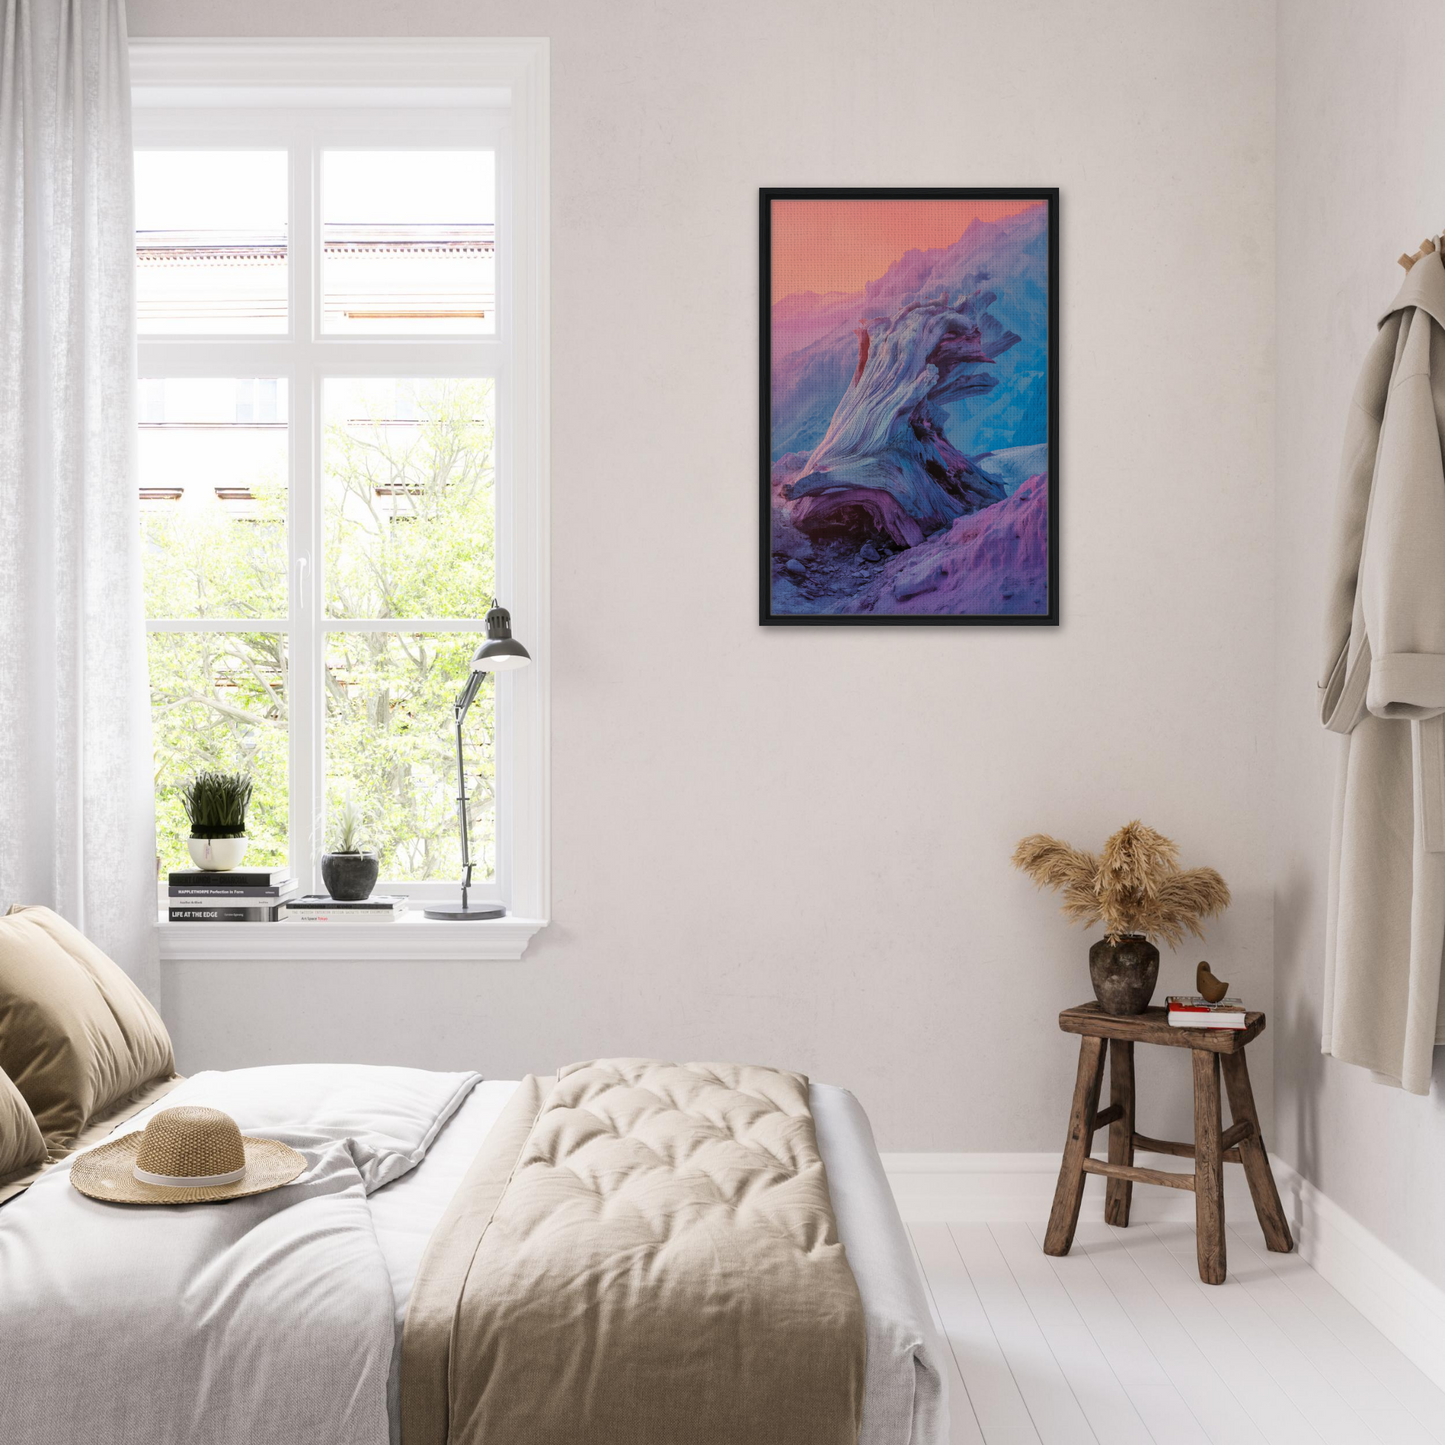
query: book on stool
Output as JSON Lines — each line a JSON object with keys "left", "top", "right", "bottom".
{"left": 1166, "top": 994, "right": 1246, "bottom": 1029}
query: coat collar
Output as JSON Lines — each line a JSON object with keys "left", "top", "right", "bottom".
{"left": 1382, "top": 247, "right": 1445, "bottom": 332}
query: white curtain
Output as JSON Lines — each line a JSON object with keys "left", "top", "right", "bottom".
{"left": 0, "top": 0, "right": 156, "bottom": 994}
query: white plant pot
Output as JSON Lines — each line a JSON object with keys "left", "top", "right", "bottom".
{"left": 187, "top": 836, "right": 249, "bottom": 871}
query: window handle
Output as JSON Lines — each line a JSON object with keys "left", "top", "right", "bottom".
{"left": 297, "top": 554, "right": 309, "bottom": 613}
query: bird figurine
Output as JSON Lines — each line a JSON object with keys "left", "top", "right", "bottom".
{"left": 1196, "top": 961, "right": 1229, "bottom": 1003}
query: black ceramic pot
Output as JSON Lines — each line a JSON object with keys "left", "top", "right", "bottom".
{"left": 1088, "top": 935, "right": 1160, "bottom": 1015}
{"left": 320, "top": 851, "right": 379, "bottom": 902}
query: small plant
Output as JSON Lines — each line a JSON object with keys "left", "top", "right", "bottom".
{"left": 1012, "top": 819, "right": 1230, "bottom": 947}
{"left": 320, "top": 795, "right": 380, "bottom": 901}
{"left": 182, "top": 771, "right": 253, "bottom": 839}
{"left": 328, "top": 796, "right": 371, "bottom": 856}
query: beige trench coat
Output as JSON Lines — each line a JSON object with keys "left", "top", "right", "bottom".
{"left": 1321, "top": 251, "right": 1445, "bottom": 1093}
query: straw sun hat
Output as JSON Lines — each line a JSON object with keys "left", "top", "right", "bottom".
{"left": 70, "top": 1105, "right": 306, "bottom": 1205}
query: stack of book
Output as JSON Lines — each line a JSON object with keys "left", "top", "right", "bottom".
{"left": 167, "top": 867, "right": 296, "bottom": 922}
{"left": 284, "top": 894, "right": 409, "bottom": 924}
{"left": 1166, "top": 994, "right": 1248, "bottom": 1029}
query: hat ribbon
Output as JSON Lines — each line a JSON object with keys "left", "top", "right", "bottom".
{"left": 133, "top": 1163, "right": 247, "bottom": 1188}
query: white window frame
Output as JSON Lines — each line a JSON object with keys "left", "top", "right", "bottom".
{"left": 133, "top": 40, "right": 550, "bottom": 961}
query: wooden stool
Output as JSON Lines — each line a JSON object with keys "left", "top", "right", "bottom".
{"left": 1043, "top": 1002, "right": 1292, "bottom": 1284}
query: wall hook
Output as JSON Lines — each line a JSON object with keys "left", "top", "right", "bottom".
{"left": 1398, "top": 235, "right": 1440, "bottom": 272}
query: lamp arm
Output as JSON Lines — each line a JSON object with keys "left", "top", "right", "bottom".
{"left": 455, "top": 667, "right": 485, "bottom": 718}
{"left": 452, "top": 668, "right": 489, "bottom": 911}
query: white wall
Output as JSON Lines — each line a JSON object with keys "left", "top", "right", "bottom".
{"left": 1275, "top": 0, "right": 1445, "bottom": 1293}
{"left": 133, "top": 0, "right": 1277, "bottom": 1152}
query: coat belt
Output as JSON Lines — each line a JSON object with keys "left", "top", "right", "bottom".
{"left": 1322, "top": 639, "right": 1445, "bottom": 853}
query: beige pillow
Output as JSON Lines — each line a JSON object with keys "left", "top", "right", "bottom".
{"left": 0, "top": 1064, "right": 46, "bottom": 1183}
{"left": 0, "top": 906, "right": 174, "bottom": 1146}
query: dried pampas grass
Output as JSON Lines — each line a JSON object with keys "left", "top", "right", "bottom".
{"left": 1011, "top": 820, "right": 1230, "bottom": 946}
{"left": 1011, "top": 835, "right": 1102, "bottom": 926}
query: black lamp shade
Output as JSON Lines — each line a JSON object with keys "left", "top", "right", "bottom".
{"left": 471, "top": 602, "right": 532, "bottom": 673}
{"left": 472, "top": 639, "right": 530, "bottom": 671}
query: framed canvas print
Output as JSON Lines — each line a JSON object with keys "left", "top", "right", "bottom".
{"left": 760, "top": 188, "right": 1058, "bottom": 625}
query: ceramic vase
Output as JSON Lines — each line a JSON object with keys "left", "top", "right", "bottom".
{"left": 1088, "top": 934, "right": 1160, "bottom": 1015}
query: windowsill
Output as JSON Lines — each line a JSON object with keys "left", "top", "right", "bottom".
{"left": 156, "top": 911, "right": 546, "bottom": 961}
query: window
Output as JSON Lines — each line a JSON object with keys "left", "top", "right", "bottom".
{"left": 132, "top": 41, "right": 550, "bottom": 956}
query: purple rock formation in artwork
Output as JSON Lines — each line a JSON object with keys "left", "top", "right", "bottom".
{"left": 783, "top": 290, "right": 1021, "bottom": 547}
{"left": 843, "top": 473, "right": 1049, "bottom": 616}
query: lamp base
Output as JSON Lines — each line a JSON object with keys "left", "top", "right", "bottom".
{"left": 423, "top": 902, "right": 507, "bottom": 921}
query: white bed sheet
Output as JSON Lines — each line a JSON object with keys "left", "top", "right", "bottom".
{"left": 1, "top": 1064, "right": 481, "bottom": 1445}
{"left": 367, "top": 1079, "right": 947, "bottom": 1445}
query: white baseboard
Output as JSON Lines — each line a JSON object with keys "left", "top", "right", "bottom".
{"left": 882, "top": 1150, "right": 1445, "bottom": 1397}
{"left": 1271, "top": 1157, "right": 1445, "bottom": 1394}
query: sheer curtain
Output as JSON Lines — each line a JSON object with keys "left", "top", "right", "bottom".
{"left": 0, "top": 0, "right": 156, "bottom": 995}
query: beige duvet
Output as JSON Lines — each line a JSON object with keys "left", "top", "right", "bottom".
{"left": 401, "top": 1059, "right": 868, "bottom": 1445}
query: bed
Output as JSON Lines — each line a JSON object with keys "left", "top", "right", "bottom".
{"left": 0, "top": 1062, "right": 947, "bottom": 1445}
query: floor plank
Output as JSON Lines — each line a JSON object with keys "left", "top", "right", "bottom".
{"left": 909, "top": 1227, "right": 988, "bottom": 1445}
{"left": 1360, "top": 1409, "right": 1439, "bottom": 1445}
{"left": 905, "top": 1214, "right": 1445, "bottom": 1445}
{"left": 1218, "top": 1225, "right": 1445, "bottom": 1442}
{"left": 1222, "top": 1224, "right": 1398, "bottom": 1411}
{"left": 912, "top": 1223, "right": 1040, "bottom": 1444}
{"left": 987, "top": 1222, "right": 1156, "bottom": 1445}
{"left": 1070, "top": 1222, "right": 1273, "bottom": 1445}
{"left": 1021, "top": 1219, "right": 1213, "bottom": 1444}
{"left": 1114, "top": 1224, "right": 1324, "bottom": 1444}
{"left": 949, "top": 1223, "right": 1099, "bottom": 1443}
{"left": 1147, "top": 1222, "right": 1373, "bottom": 1444}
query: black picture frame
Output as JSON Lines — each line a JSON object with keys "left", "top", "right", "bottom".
{"left": 759, "top": 187, "right": 1059, "bottom": 626}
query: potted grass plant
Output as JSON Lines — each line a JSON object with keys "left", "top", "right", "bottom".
{"left": 320, "top": 797, "right": 380, "bottom": 902}
{"left": 182, "top": 771, "right": 254, "bottom": 872}
{"left": 1012, "top": 820, "right": 1231, "bottom": 1015}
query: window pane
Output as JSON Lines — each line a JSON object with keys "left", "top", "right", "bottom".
{"left": 149, "top": 632, "right": 289, "bottom": 874}
{"left": 323, "top": 379, "right": 494, "bottom": 619}
{"left": 140, "top": 379, "right": 288, "bottom": 620}
{"left": 325, "top": 632, "right": 493, "bottom": 883}
{"left": 322, "top": 151, "right": 495, "bottom": 334}
{"left": 135, "top": 151, "right": 287, "bottom": 334}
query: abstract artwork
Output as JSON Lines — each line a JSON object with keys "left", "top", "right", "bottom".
{"left": 760, "top": 188, "right": 1058, "bottom": 624}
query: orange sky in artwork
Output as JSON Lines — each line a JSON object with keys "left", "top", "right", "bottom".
{"left": 770, "top": 199, "right": 1043, "bottom": 304}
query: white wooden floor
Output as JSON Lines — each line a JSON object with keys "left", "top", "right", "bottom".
{"left": 908, "top": 1218, "right": 1445, "bottom": 1445}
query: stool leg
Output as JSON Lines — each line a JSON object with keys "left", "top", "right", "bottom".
{"left": 1045, "top": 1035, "right": 1106, "bottom": 1256}
{"left": 1192, "top": 1048, "right": 1227, "bottom": 1284}
{"left": 1221, "top": 1050, "right": 1293, "bottom": 1253}
{"left": 1104, "top": 1039, "right": 1135, "bottom": 1227}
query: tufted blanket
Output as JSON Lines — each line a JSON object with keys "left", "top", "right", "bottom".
{"left": 400, "top": 1059, "right": 868, "bottom": 1445}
